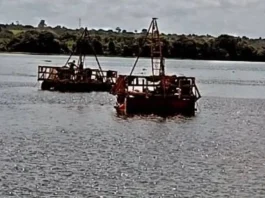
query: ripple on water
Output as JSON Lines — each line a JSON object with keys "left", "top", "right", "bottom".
{"left": 1, "top": 55, "right": 265, "bottom": 197}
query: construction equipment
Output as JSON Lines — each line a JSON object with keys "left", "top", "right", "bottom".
{"left": 110, "top": 18, "right": 201, "bottom": 116}
{"left": 37, "top": 28, "right": 117, "bottom": 92}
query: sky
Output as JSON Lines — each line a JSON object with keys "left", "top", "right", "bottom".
{"left": 0, "top": 0, "right": 264, "bottom": 38}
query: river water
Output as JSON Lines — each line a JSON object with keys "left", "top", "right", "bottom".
{"left": 0, "top": 53, "right": 265, "bottom": 197}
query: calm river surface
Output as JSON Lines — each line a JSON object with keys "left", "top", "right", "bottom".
{"left": 0, "top": 53, "right": 265, "bottom": 197}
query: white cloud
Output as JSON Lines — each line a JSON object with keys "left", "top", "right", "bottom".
{"left": 0, "top": 0, "right": 264, "bottom": 37}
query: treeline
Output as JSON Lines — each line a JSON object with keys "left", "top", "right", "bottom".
{"left": 1, "top": 23, "right": 265, "bottom": 61}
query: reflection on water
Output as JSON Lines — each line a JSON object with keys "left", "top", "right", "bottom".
{"left": 0, "top": 53, "right": 265, "bottom": 197}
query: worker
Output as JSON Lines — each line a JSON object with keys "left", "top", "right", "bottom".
{"left": 67, "top": 60, "right": 76, "bottom": 79}
{"left": 68, "top": 60, "right": 76, "bottom": 70}
{"left": 96, "top": 72, "right": 103, "bottom": 82}
{"left": 76, "top": 61, "right": 84, "bottom": 81}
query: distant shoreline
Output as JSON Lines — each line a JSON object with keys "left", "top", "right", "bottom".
{"left": 1, "top": 51, "right": 265, "bottom": 64}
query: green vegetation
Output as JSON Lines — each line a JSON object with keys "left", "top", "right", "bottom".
{"left": 1, "top": 22, "right": 265, "bottom": 61}
{"left": 10, "top": 29, "right": 25, "bottom": 35}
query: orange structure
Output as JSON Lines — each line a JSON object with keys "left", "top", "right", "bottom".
{"left": 110, "top": 18, "right": 201, "bottom": 116}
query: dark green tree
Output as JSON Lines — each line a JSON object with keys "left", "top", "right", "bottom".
{"left": 108, "top": 40, "right": 116, "bottom": 55}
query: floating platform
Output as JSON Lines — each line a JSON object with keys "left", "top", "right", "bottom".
{"left": 37, "top": 27, "right": 118, "bottom": 93}
{"left": 38, "top": 66, "right": 117, "bottom": 92}
{"left": 110, "top": 18, "right": 201, "bottom": 116}
{"left": 112, "top": 75, "right": 201, "bottom": 116}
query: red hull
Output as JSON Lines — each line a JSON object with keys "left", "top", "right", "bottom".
{"left": 116, "top": 95, "right": 196, "bottom": 116}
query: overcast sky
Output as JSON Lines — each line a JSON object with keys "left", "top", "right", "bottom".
{"left": 0, "top": 0, "right": 264, "bottom": 38}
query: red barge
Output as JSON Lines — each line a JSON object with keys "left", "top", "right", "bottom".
{"left": 110, "top": 18, "right": 201, "bottom": 116}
